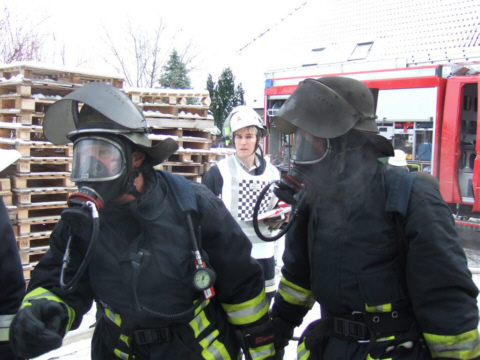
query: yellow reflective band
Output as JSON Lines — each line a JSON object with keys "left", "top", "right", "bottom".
{"left": 221, "top": 290, "right": 269, "bottom": 326}
{"left": 377, "top": 335, "right": 395, "bottom": 342}
{"left": 199, "top": 329, "right": 231, "bottom": 360}
{"left": 424, "top": 329, "right": 480, "bottom": 359}
{"left": 194, "top": 299, "right": 209, "bottom": 317}
{"left": 278, "top": 277, "right": 315, "bottom": 308}
{"left": 190, "top": 310, "right": 211, "bottom": 338}
{"left": 365, "top": 303, "right": 392, "bottom": 313}
{"left": 119, "top": 334, "right": 131, "bottom": 348}
{"left": 105, "top": 308, "right": 122, "bottom": 326}
{"left": 23, "top": 287, "right": 75, "bottom": 332}
{"left": 114, "top": 348, "right": 130, "bottom": 360}
{"left": 248, "top": 343, "right": 275, "bottom": 360}
{"left": 297, "top": 339, "right": 311, "bottom": 360}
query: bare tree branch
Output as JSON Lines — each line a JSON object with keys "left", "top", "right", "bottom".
{"left": 101, "top": 16, "right": 197, "bottom": 88}
{"left": 0, "top": 5, "right": 50, "bottom": 63}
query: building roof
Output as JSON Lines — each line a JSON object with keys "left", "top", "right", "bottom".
{"left": 233, "top": 0, "right": 480, "bottom": 106}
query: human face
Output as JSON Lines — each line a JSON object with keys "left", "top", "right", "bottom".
{"left": 234, "top": 127, "right": 258, "bottom": 162}
{"left": 71, "top": 137, "right": 125, "bottom": 182}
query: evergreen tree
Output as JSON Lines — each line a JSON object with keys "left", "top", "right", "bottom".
{"left": 159, "top": 49, "right": 191, "bottom": 89}
{"left": 207, "top": 68, "right": 245, "bottom": 136}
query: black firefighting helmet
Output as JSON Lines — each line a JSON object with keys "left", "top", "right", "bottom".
{"left": 43, "top": 82, "right": 178, "bottom": 166}
{"left": 273, "top": 77, "right": 394, "bottom": 156}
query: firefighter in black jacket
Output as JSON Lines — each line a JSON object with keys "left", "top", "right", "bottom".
{"left": 9, "top": 83, "right": 276, "bottom": 360}
{"left": 269, "top": 77, "right": 480, "bottom": 359}
{"left": 0, "top": 150, "right": 25, "bottom": 360}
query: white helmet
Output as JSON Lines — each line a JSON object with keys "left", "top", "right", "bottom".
{"left": 224, "top": 106, "right": 267, "bottom": 139}
{"left": 388, "top": 149, "right": 408, "bottom": 167}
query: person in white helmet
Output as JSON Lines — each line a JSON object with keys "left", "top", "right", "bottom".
{"left": 203, "top": 106, "right": 281, "bottom": 303}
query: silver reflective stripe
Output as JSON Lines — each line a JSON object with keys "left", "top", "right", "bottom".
{"left": 226, "top": 295, "right": 268, "bottom": 322}
{"left": 0, "top": 314, "right": 15, "bottom": 341}
{"left": 432, "top": 339, "right": 480, "bottom": 352}
{"left": 202, "top": 332, "right": 224, "bottom": 360}
{"left": 191, "top": 312, "right": 208, "bottom": 337}
{"left": 279, "top": 281, "right": 314, "bottom": 305}
{"left": 265, "top": 278, "right": 277, "bottom": 294}
{"left": 250, "top": 343, "right": 275, "bottom": 359}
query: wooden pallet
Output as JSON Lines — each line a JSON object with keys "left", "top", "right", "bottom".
{"left": 17, "top": 231, "right": 51, "bottom": 250}
{"left": 19, "top": 246, "right": 49, "bottom": 265}
{"left": 0, "top": 112, "right": 42, "bottom": 125}
{"left": 149, "top": 134, "right": 210, "bottom": 151}
{"left": 161, "top": 162, "right": 204, "bottom": 174}
{"left": 6, "top": 205, "right": 17, "bottom": 221}
{"left": 0, "top": 190, "right": 12, "bottom": 205}
{"left": 128, "top": 88, "right": 210, "bottom": 107}
{"left": 15, "top": 201, "right": 67, "bottom": 220}
{"left": 15, "top": 158, "right": 72, "bottom": 174}
{"left": 0, "top": 95, "right": 35, "bottom": 112}
{"left": 0, "top": 63, "right": 124, "bottom": 88}
{"left": 0, "top": 82, "right": 33, "bottom": 96}
{"left": 15, "top": 216, "right": 59, "bottom": 235}
{"left": 0, "top": 138, "right": 73, "bottom": 157}
{"left": 146, "top": 117, "right": 214, "bottom": 130}
{"left": 0, "top": 178, "right": 10, "bottom": 190}
{"left": 11, "top": 173, "right": 73, "bottom": 189}
{"left": 0, "top": 122, "right": 43, "bottom": 141}
{"left": 12, "top": 186, "right": 75, "bottom": 204}
{"left": 169, "top": 151, "right": 218, "bottom": 164}
{"left": 23, "top": 264, "right": 33, "bottom": 281}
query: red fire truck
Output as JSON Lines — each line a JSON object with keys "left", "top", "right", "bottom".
{"left": 264, "top": 65, "right": 480, "bottom": 237}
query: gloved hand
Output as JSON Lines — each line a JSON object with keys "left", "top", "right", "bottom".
{"left": 271, "top": 316, "right": 296, "bottom": 359}
{"left": 9, "top": 298, "right": 69, "bottom": 359}
{"left": 236, "top": 321, "right": 276, "bottom": 360}
{"left": 264, "top": 216, "right": 286, "bottom": 232}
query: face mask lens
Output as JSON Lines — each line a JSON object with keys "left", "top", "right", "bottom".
{"left": 292, "top": 128, "right": 330, "bottom": 164}
{"left": 71, "top": 138, "right": 125, "bottom": 182}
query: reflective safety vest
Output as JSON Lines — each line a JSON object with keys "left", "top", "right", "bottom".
{"left": 216, "top": 156, "right": 280, "bottom": 259}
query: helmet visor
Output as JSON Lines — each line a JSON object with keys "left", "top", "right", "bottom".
{"left": 71, "top": 137, "right": 126, "bottom": 182}
{"left": 292, "top": 128, "right": 330, "bottom": 164}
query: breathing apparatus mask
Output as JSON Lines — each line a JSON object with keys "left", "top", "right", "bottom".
{"left": 42, "top": 82, "right": 178, "bottom": 290}
{"left": 253, "top": 76, "right": 394, "bottom": 242}
{"left": 62, "top": 135, "right": 135, "bottom": 230}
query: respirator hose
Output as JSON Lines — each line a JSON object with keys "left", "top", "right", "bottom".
{"left": 252, "top": 181, "right": 306, "bottom": 242}
{"left": 60, "top": 201, "right": 100, "bottom": 291}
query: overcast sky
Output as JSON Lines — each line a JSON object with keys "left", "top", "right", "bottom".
{"left": 2, "top": 0, "right": 306, "bottom": 89}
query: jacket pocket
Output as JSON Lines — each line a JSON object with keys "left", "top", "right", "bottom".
{"left": 357, "top": 269, "right": 406, "bottom": 308}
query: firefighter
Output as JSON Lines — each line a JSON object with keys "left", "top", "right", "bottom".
{"left": 202, "top": 106, "right": 281, "bottom": 303}
{"left": 0, "top": 150, "right": 24, "bottom": 360}
{"left": 9, "top": 83, "right": 276, "bottom": 360}
{"left": 269, "top": 77, "right": 480, "bottom": 359}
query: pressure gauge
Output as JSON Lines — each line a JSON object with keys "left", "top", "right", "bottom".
{"left": 193, "top": 267, "right": 216, "bottom": 291}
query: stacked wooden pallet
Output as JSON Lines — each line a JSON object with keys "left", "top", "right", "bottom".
{"left": 0, "top": 62, "right": 124, "bottom": 282}
{"left": 126, "top": 88, "right": 233, "bottom": 182}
